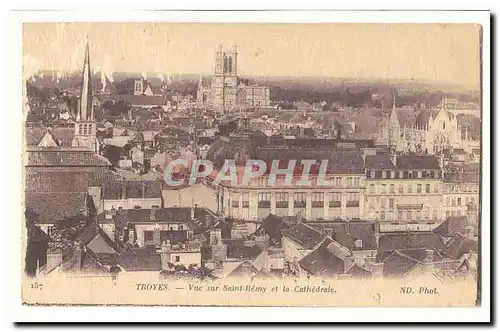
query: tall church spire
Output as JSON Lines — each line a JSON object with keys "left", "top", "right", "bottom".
{"left": 78, "top": 37, "right": 93, "bottom": 121}
{"left": 72, "top": 37, "right": 98, "bottom": 153}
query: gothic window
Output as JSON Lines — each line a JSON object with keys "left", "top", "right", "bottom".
{"left": 442, "top": 122, "right": 446, "bottom": 130}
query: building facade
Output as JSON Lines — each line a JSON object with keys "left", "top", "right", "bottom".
{"left": 197, "top": 45, "right": 270, "bottom": 112}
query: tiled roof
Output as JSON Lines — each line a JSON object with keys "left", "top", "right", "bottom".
{"left": 346, "top": 264, "right": 372, "bottom": 278}
{"left": 26, "top": 148, "right": 111, "bottom": 167}
{"left": 281, "top": 223, "right": 325, "bottom": 250}
{"left": 365, "top": 154, "right": 395, "bottom": 169}
{"left": 25, "top": 126, "right": 75, "bottom": 147}
{"left": 378, "top": 232, "right": 445, "bottom": 252}
{"left": 415, "top": 109, "right": 439, "bottom": 128}
{"left": 224, "top": 239, "right": 263, "bottom": 260}
{"left": 395, "top": 108, "right": 418, "bottom": 129}
{"left": 433, "top": 216, "right": 469, "bottom": 237}
{"left": 256, "top": 148, "right": 366, "bottom": 174}
{"left": 298, "top": 238, "right": 352, "bottom": 276}
{"left": 443, "top": 233, "right": 478, "bottom": 260}
{"left": 307, "top": 221, "right": 378, "bottom": 251}
{"left": 117, "top": 246, "right": 162, "bottom": 271}
{"left": 444, "top": 171, "right": 480, "bottom": 184}
{"left": 116, "top": 94, "right": 167, "bottom": 106}
{"left": 378, "top": 250, "right": 421, "bottom": 277}
{"left": 25, "top": 192, "right": 88, "bottom": 224}
{"left": 396, "top": 155, "right": 440, "bottom": 170}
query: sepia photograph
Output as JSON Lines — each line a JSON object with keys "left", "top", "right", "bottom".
{"left": 14, "top": 10, "right": 490, "bottom": 318}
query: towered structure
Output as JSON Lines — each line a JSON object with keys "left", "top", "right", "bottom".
{"left": 197, "top": 45, "right": 270, "bottom": 113}
{"left": 72, "top": 40, "right": 99, "bottom": 153}
{"left": 379, "top": 97, "right": 479, "bottom": 155}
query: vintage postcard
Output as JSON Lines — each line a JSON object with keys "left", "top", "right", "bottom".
{"left": 17, "top": 11, "right": 489, "bottom": 317}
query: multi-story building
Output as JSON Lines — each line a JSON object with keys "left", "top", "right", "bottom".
{"left": 442, "top": 163, "right": 480, "bottom": 218}
{"left": 197, "top": 45, "right": 270, "bottom": 112}
{"left": 205, "top": 136, "right": 368, "bottom": 221}
{"left": 365, "top": 153, "right": 444, "bottom": 232}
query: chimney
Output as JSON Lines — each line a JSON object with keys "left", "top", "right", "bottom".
{"left": 423, "top": 249, "right": 434, "bottom": 273}
{"left": 73, "top": 241, "right": 83, "bottom": 271}
{"left": 324, "top": 228, "right": 333, "bottom": 238}
{"left": 128, "top": 228, "right": 135, "bottom": 244}
{"left": 191, "top": 206, "right": 195, "bottom": 220}
{"left": 150, "top": 206, "right": 158, "bottom": 221}
{"left": 370, "top": 262, "right": 384, "bottom": 279}
{"left": 160, "top": 240, "right": 172, "bottom": 271}
{"left": 46, "top": 249, "right": 63, "bottom": 273}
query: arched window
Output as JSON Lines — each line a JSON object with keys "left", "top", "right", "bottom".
{"left": 442, "top": 122, "right": 445, "bottom": 130}
{"left": 228, "top": 56, "right": 233, "bottom": 74}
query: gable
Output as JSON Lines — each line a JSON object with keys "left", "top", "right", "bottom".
{"left": 37, "top": 131, "right": 61, "bottom": 147}
{"left": 87, "top": 233, "right": 116, "bottom": 254}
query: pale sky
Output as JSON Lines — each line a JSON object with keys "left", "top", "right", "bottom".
{"left": 23, "top": 23, "right": 481, "bottom": 88}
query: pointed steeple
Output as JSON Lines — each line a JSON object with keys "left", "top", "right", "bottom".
{"left": 78, "top": 37, "right": 93, "bottom": 121}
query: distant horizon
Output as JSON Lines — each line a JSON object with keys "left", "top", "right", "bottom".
{"left": 28, "top": 70, "right": 480, "bottom": 93}
{"left": 24, "top": 23, "right": 480, "bottom": 91}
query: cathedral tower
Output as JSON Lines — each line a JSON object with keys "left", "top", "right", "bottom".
{"left": 72, "top": 39, "right": 98, "bottom": 153}
{"left": 212, "top": 45, "right": 238, "bottom": 112}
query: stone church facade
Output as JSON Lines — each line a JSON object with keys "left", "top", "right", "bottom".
{"left": 197, "top": 45, "right": 270, "bottom": 113}
{"left": 379, "top": 98, "right": 477, "bottom": 155}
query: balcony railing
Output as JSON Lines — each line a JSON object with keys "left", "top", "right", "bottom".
{"left": 275, "top": 202, "right": 289, "bottom": 208}
{"left": 294, "top": 201, "right": 307, "bottom": 208}
{"left": 397, "top": 204, "right": 424, "bottom": 210}
{"left": 311, "top": 201, "right": 324, "bottom": 208}
{"left": 242, "top": 201, "right": 249, "bottom": 208}
{"left": 329, "top": 201, "right": 341, "bottom": 208}
{"left": 258, "top": 201, "right": 271, "bottom": 208}
{"left": 346, "top": 201, "right": 360, "bottom": 208}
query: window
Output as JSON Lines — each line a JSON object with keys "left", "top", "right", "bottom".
{"left": 452, "top": 198, "right": 456, "bottom": 207}
{"left": 276, "top": 193, "right": 289, "bottom": 208}
{"left": 471, "top": 197, "right": 476, "bottom": 205}
{"left": 398, "top": 185, "right": 403, "bottom": 194}
{"left": 381, "top": 184, "right": 387, "bottom": 194}
{"left": 369, "top": 184, "right": 375, "bottom": 194}
{"left": 433, "top": 210, "right": 438, "bottom": 220}
{"left": 407, "top": 211, "right": 413, "bottom": 220}
{"left": 425, "top": 184, "right": 431, "bottom": 193}
{"left": 434, "top": 185, "right": 438, "bottom": 193}
{"left": 335, "top": 177, "right": 341, "bottom": 186}
{"left": 457, "top": 197, "right": 462, "bottom": 206}
{"left": 329, "top": 192, "right": 342, "bottom": 207}
{"left": 390, "top": 184, "right": 395, "bottom": 193}
{"left": 380, "top": 211, "right": 386, "bottom": 220}
{"left": 417, "top": 184, "right": 422, "bottom": 193}
{"left": 416, "top": 211, "right": 421, "bottom": 220}
{"left": 346, "top": 192, "right": 360, "bottom": 207}
{"left": 446, "top": 211, "right": 450, "bottom": 218}
{"left": 380, "top": 198, "right": 386, "bottom": 208}
{"left": 47, "top": 226, "right": 55, "bottom": 237}
{"left": 408, "top": 185, "right": 413, "bottom": 194}
{"left": 354, "top": 177, "right": 360, "bottom": 187}
{"left": 389, "top": 198, "right": 394, "bottom": 208}
{"left": 424, "top": 209, "right": 429, "bottom": 219}
{"left": 144, "top": 231, "right": 153, "bottom": 242}
{"left": 258, "top": 193, "right": 271, "bottom": 208}
{"left": 294, "top": 192, "right": 307, "bottom": 208}
{"left": 311, "top": 192, "right": 324, "bottom": 208}
{"left": 242, "top": 193, "right": 249, "bottom": 208}
{"left": 231, "top": 200, "right": 239, "bottom": 208}
{"left": 398, "top": 211, "right": 403, "bottom": 220}
{"left": 175, "top": 256, "right": 180, "bottom": 262}
{"left": 346, "top": 177, "right": 353, "bottom": 187}
{"left": 386, "top": 171, "right": 391, "bottom": 179}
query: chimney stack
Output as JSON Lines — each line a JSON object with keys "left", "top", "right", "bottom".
{"left": 46, "top": 249, "right": 63, "bottom": 273}
{"left": 160, "top": 240, "right": 172, "bottom": 271}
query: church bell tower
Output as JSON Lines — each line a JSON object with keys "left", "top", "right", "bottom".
{"left": 72, "top": 39, "right": 98, "bottom": 153}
